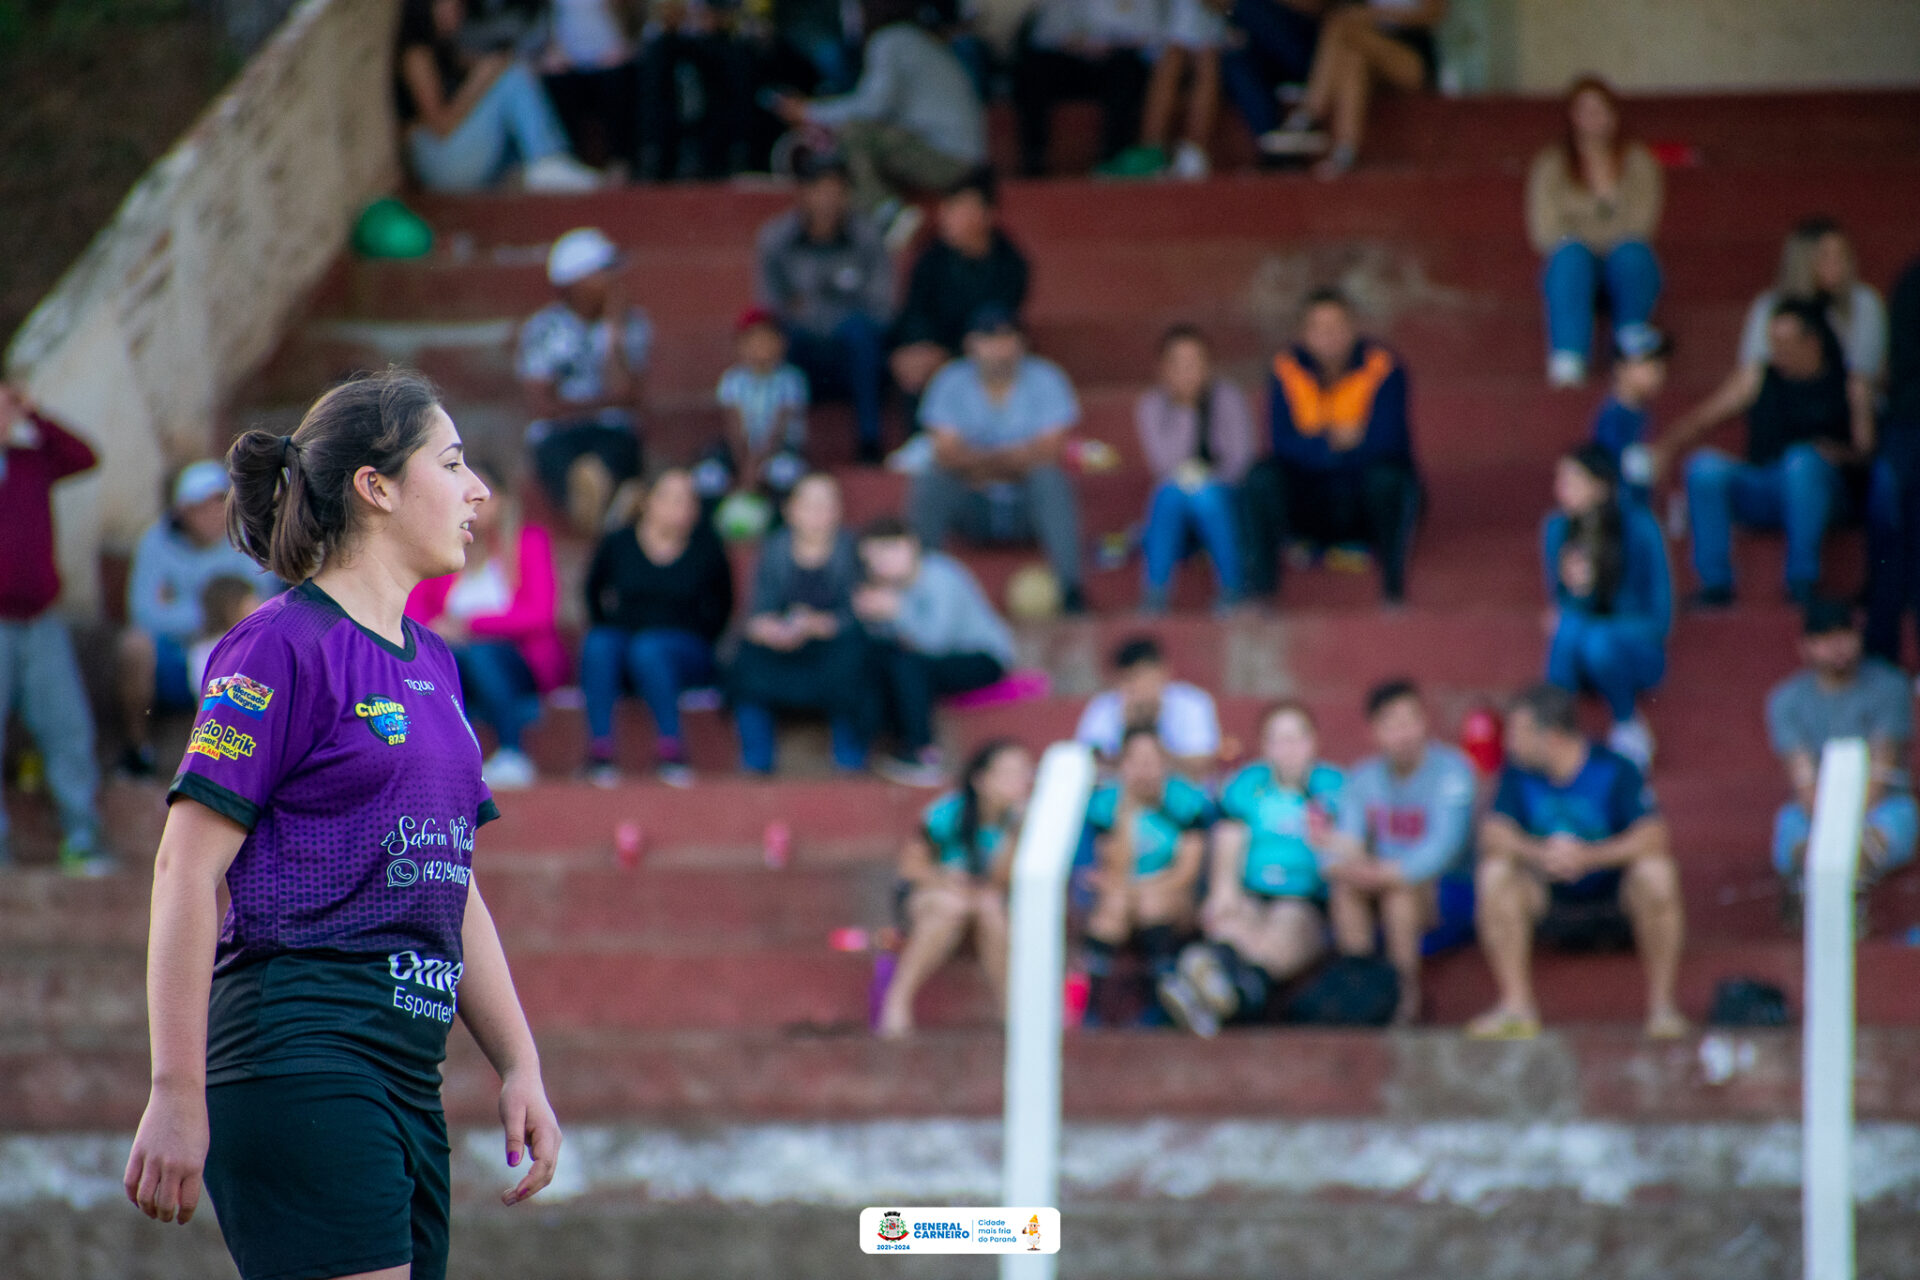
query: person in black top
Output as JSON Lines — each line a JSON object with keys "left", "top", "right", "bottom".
{"left": 1867, "top": 256, "right": 1920, "bottom": 663}
{"left": 888, "top": 170, "right": 1032, "bottom": 417}
{"left": 580, "top": 468, "right": 734, "bottom": 787}
{"left": 1663, "top": 301, "right": 1859, "bottom": 607}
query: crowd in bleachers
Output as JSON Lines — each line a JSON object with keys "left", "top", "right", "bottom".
{"left": 3, "top": 42, "right": 1918, "bottom": 1048}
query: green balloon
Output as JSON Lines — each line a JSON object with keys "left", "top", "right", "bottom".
{"left": 353, "top": 198, "right": 434, "bottom": 259}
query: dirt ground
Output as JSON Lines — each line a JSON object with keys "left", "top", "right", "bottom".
{"left": 0, "top": 5, "right": 231, "bottom": 347}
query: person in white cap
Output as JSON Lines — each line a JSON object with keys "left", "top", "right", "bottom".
{"left": 517, "top": 227, "right": 655, "bottom": 535}
{"left": 116, "top": 460, "right": 275, "bottom": 778}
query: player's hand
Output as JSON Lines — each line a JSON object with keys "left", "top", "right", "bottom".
{"left": 499, "top": 1068, "right": 563, "bottom": 1205}
{"left": 124, "top": 1082, "right": 209, "bottom": 1224}
{"left": 1538, "top": 835, "right": 1588, "bottom": 883}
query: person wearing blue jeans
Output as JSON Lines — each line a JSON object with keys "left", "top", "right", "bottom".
{"left": 580, "top": 626, "right": 717, "bottom": 767}
{"left": 0, "top": 614, "right": 104, "bottom": 870}
{"left": 1686, "top": 443, "right": 1843, "bottom": 603}
{"left": 1143, "top": 482, "right": 1244, "bottom": 609}
{"left": 1772, "top": 795, "right": 1918, "bottom": 882}
{"left": 786, "top": 314, "right": 887, "bottom": 457}
{"left": 453, "top": 640, "right": 540, "bottom": 756}
{"left": 1541, "top": 240, "right": 1661, "bottom": 379}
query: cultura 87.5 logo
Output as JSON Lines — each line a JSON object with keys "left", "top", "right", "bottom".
{"left": 355, "top": 696, "right": 410, "bottom": 745}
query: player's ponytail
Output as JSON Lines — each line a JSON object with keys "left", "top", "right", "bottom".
{"left": 226, "top": 369, "right": 443, "bottom": 582}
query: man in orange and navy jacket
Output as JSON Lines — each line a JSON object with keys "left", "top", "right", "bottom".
{"left": 1242, "top": 286, "right": 1420, "bottom": 604}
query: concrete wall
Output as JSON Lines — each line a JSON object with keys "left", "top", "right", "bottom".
{"left": 3, "top": 0, "right": 400, "bottom": 615}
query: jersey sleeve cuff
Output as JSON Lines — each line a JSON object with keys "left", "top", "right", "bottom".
{"left": 478, "top": 798, "right": 502, "bottom": 827}
{"left": 168, "top": 773, "right": 261, "bottom": 832}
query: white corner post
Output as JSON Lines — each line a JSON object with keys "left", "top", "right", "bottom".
{"left": 1001, "top": 741, "right": 1095, "bottom": 1280}
{"left": 1804, "top": 737, "right": 1868, "bottom": 1280}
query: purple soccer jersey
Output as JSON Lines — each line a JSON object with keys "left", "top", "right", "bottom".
{"left": 168, "top": 581, "right": 497, "bottom": 1101}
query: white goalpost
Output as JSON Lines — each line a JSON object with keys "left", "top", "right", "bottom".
{"left": 1000, "top": 741, "right": 1096, "bottom": 1280}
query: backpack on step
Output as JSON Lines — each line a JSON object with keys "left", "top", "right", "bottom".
{"left": 1283, "top": 956, "right": 1401, "bottom": 1027}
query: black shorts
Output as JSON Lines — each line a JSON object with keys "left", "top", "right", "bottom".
{"left": 1536, "top": 869, "right": 1633, "bottom": 953}
{"left": 204, "top": 1073, "right": 451, "bottom": 1280}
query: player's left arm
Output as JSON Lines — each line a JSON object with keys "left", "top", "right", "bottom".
{"left": 460, "top": 879, "right": 563, "bottom": 1205}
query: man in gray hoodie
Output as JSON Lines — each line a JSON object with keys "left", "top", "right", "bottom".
{"left": 855, "top": 516, "right": 1016, "bottom": 785}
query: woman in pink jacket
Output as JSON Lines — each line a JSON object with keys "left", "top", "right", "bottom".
{"left": 407, "top": 465, "right": 568, "bottom": 788}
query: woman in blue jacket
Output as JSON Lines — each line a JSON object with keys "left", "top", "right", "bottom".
{"left": 1542, "top": 443, "right": 1671, "bottom": 771}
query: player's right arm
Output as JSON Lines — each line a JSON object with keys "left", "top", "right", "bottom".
{"left": 124, "top": 800, "right": 247, "bottom": 1225}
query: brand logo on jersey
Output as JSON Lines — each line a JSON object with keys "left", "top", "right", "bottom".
{"left": 388, "top": 950, "right": 462, "bottom": 1023}
{"left": 202, "top": 673, "right": 274, "bottom": 720}
{"left": 355, "top": 696, "right": 410, "bottom": 745}
{"left": 186, "top": 722, "right": 256, "bottom": 761}
{"left": 404, "top": 678, "right": 436, "bottom": 693}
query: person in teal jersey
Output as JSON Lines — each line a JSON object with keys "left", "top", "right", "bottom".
{"left": 1160, "top": 702, "right": 1344, "bottom": 1036}
{"left": 878, "top": 739, "right": 1034, "bottom": 1036}
{"left": 1081, "top": 728, "right": 1213, "bottom": 1022}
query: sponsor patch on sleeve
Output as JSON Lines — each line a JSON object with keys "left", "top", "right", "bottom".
{"left": 202, "top": 673, "right": 276, "bottom": 719}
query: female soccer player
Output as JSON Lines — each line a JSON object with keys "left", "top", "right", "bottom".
{"left": 124, "top": 371, "right": 562, "bottom": 1280}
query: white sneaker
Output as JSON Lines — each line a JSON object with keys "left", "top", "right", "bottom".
{"left": 483, "top": 747, "right": 538, "bottom": 790}
{"left": 1607, "top": 717, "right": 1656, "bottom": 773}
{"left": 1171, "top": 141, "right": 1210, "bottom": 181}
{"left": 523, "top": 153, "right": 603, "bottom": 193}
{"left": 1547, "top": 351, "right": 1587, "bottom": 389}
{"left": 1257, "top": 126, "right": 1329, "bottom": 157}
{"left": 885, "top": 432, "right": 936, "bottom": 475}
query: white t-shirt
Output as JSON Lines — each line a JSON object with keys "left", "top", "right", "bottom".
{"left": 552, "top": 0, "right": 630, "bottom": 67}
{"left": 1737, "top": 282, "right": 1888, "bottom": 382}
{"left": 444, "top": 560, "right": 513, "bottom": 621}
{"left": 1074, "top": 681, "right": 1221, "bottom": 759}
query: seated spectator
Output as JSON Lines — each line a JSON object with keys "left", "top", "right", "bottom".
{"left": 854, "top": 517, "right": 1016, "bottom": 786}
{"left": 773, "top": 0, "right": 986, "bottom": 236}
{"left": 697, "top": 308, "right": 810, "bottom": 506}
{"left": 1542, "top": 445, "right": 1671, "bottom": 771}
{"left": 1469, "top": 683, "right": 1686, "bottom": 1041}
{"left": 1867, "top": 256, "right": 1920, "bottom": 663}
{"left": 1118, "top": 0, "right": 1231, "bottom": 179}
{"left": 538, "top": 0, "right": 639, "bottom": 170}
{"left": 1242, "top": 287, "right": 1419, "bottom": 605}
{"left": 187, "top": 575, "right": 264, "bottom": 697}
{"left": 1075, "top": 635, "right": 1221, "bottom": 776}
{"left": 1255, "top": 0, "right": 1444, "bottom": 178}
{"left": 517, "top": 227, "right": 653, "bottom": 536}
{"left": 1329, "top": 679, "right": 1476, "bottom": 1025}
{"left": 756, "top": 152, "right": 894, "bottom": 462}
{"left": 878, "top": 739, "right": 1034, "bottom": 1035}
{"left": 1588, "top": 327, "right": 1671, "bottom": 493}
{"left": 1656, "top": 301, "right": 1859, "bottom": 608}
{"left": 1528, "top": 77, "right": 1664, "bottom": 390}
{"left": 909, "top": 307, "right": 1087, "bottom": 613}
{"left": 1768, "top": 601, "right": 1916, "bottom": 910}
{"left": 396, "top": 0, "right": 603, "bottom": 192}
{"left": 1012, "top": 0, "right": 1156, "bottom": 177}
{"left": 1656, "top": 217, "right": 1885, "bottom": 491}
{"left": 888, "top": 171, "right": 1031, "bottom": 416}
{"left": 117, "top": 461, "right": 273, "bottom": 778}
{"left": 581, "top": 467, "right": 734, "bottom": 787}
{"left": 1136, "top": 324, "right": 1257, "bottom": 612}
{"left": 1221, "top": 0, "right": 1321, "bottom": 144}
{"left": 729, "top": 473, "right": 870, "bottom": 773}
{"left": 636, "top": 0, "right": 756, "bottom": 180}
{"left": 1159, "top": 702, "right": 1342, "bottom": 1036}
{"left": 1082, "top": 728, "right": 1212, "bottom": 1022}
{"left": 406, "top": 465, "right": 567, "bottom": 790}
{"left": 0, "top": 385, "right": 106, "bottom": 874}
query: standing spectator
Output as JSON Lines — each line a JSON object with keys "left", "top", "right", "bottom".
{"left": 581, "top": 468, "right": 735, "bottom": 787}
{"left": 1136, "top": 324, "right": 1258, "bottom": 612}
{"left": 117, "top": 461, "right": 273, "bottom": 779}
{"left": 877, "top": 739, "right": 1033, "bottom": 1035}
{"left": 396, "top": 0, "right": 604, "bottom": 191}
{"left": 888, "top": 171, "right": 1031, "bottom": 418}
{"left": 1074, "top": 635, "right": 1221, "bottom": 776}
{"left": 0, "top": 386, "right": 106, "bottom": 874}
{"left": 406, "top": 465, "right": 568, "bottom": 790}
{"left": 1866, "top": 256, "right": 1920, "bottom": 664}
{"left": 1655, "top": 301, "right": 1858, "bottom": 608}
{"left": 1528, "top": 76, "right": 1664, "bottom": 390}
{"left": 701, "top": 308, "right": 810, "bottom": 506}
{"left": 1542, "top": 445, "right": 1672, "bottom": 771}
{"left": 1117, "top": 0, "right": 1232, "bottom": 179}
{"left": 1158, "top": 702, "right": 1342, "bottom": 1036}
{"left": 910, "top": 307, "right": 1087, "bottom": 613}
{"left": 772, "top": 0, "right": 987, "bottom": 236}
{"left": 756, "top": 152, "right": 894, "bottom": 462}
{"left": 1254, "top": 0, "right": 1445, "bottom": 178}
{"left": 1242, "top": 287, "right": 1420, "bottom": 605}
{"left": 1329, "top": 679, "right": 1477, "bottom": 1025}
{"left": 1469, "top": 683, "right": 1686, "bottom": 1041}
{"left": 1221, "top": 0, "right": 1321, "bottom": 144}
{"left": 854, "top": 517, "right": 1016, "bottom": 785}
{"left": 1588, "top": 327, "right": 1671, "bottom": 489}
{"left": 1657, "top": 218, "right": 1886, "bottom": 489}
{"left": 1083, "top": 728, "right": 1212, "bottom": 1021}
{"left": 1768, "top": 601, "right": 1915, "bottom": 907}
{"left": 636, "top": 0, "right": 757, "bottom": 180}
{"left": 1012, "top": 0, "right": 1157, "bottom": 177}
{"left": 538, "top": 0, "right": 639, "bottom": 170}
{"left": 517, "top": 227, "right": 653, "bottom": 537}
{"left": 729, "top": 473, "right": 870, "bottom": 773}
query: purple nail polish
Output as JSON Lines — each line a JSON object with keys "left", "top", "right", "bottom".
{"left": 508, "top": 1150, "right": 520, "bottom": 1167}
